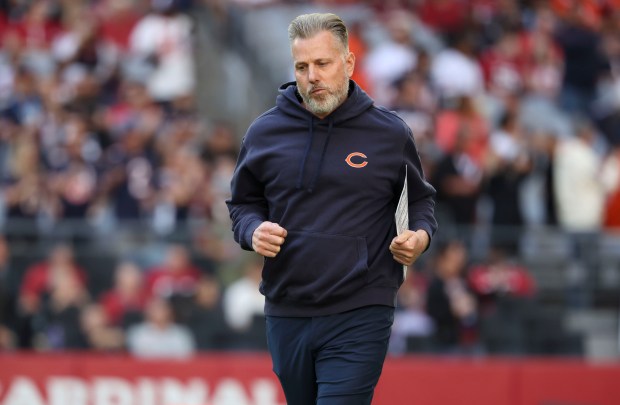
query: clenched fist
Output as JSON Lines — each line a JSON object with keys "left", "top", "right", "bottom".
{"left": 389, "top": 229, "right": 430, "bottom": 266}
{"left": 252, "top": 221, "right": 288, "bottom": 258}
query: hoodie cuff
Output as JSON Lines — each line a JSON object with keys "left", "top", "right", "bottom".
{"left": 242, "top": 219, "right": 264, "bottom": 251}
{"left": 413, "top": 221, "right": 434, "bottom": 252}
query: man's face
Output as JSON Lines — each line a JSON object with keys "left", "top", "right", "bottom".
{"left": 292, "top": 30, "right": 355, "bottom": 118}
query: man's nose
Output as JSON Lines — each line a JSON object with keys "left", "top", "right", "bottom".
{"left": 308, "top": 65, "right": 319, "bottom": 83}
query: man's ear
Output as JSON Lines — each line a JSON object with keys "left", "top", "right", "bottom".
{"left": 346, "top": 51, "right": 356, "bottom": 78}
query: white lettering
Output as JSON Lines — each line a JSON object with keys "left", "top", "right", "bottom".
{"left": 211, "top": 379, "right": 250, "bottom": 405}
{"left": 2, "top": 377, "right": 45, "bottom": 405}
{"left": 251, "top": 379, "right": 282, "bottom": 405}
{"left": 48, "top": 377, "right": 87, "bottom": 405}
{"left": 0, "top": 375, "right": 283, "bottom": 405}
{"left": 135, "top": 379, "right": 156, "bottom": 405}
{"left": 161, "top": 378, "right": 207, "bottom": 405}
{"left": 93, "top": 378, "right": 133, "bottom": 405}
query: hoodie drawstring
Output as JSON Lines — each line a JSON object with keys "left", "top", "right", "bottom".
{"left": 308, "top": 118, "right": 333, "bottom": 193}
{"left": 296, "top": 117, "right": 334, "bottom": 193}
{"left": 296, "top": 116, "right": 314, "bottom": 190}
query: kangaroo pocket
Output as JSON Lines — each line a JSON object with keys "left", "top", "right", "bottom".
{"left": 260, "top": 231, "right": 369, "bottom": 304}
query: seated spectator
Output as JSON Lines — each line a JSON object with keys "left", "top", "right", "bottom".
{"left": 99, "top": 261, "right": 148, "bottom": 328}
{"left": 126, "top": 297, "right": 195, "bottom": 358}
{"left": 222, "top": 257, "right": 264, "bottom": 333}
{"left": 18, "top": 244, "right": 86, "bottom": 325}
{"left": 426, "top": 240, "right": 480, "bottom": 355}
{"left": 389, "top": 271, "right": 434, "bottom": 355}
{"left": 468, "top": 246, "right": 536, "bottom": 315}
{"left": 183, "top": 275, "right": 230, "bottom": 350}
{"left": 145, "top": 244, "right": 201, "bottom": 299}
{"left": 79, "top": 304, "right": 125, "bottom": 351}
{"left": 0, "top": 236, "right": 15, "bottom": 349}
{"left": 38, "top": 268, "right": 90, "bottom": 350}
{"left": 18, "top": 245, "right": 86, "bottom": 347}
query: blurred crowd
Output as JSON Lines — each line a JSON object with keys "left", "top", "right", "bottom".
{"left": 1, "top": 0, "right": 620, "bottom": 356}
{"left": 0, "top": 238, "right": 267, "bottom": 355}
{"left": 0, "top": 0, "right": 239, "bottom": 236}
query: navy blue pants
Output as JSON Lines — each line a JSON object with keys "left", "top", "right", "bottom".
{"left": 266, "top": 305, "right": 395, "bottom": 405}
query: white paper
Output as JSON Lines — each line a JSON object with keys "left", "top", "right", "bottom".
{"left": 395, "top": 166, "right": 408, "bottom": 279}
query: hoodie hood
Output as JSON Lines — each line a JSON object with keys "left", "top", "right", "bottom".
{"left": 276, "top": 80, "right": 374, "bottom": 192}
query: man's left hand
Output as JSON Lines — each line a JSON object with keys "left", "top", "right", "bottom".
{"left": 389, "top": 230, "right": 430, "bottom": 266}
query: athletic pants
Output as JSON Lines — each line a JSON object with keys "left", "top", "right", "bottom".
{"left": 266, "top": 305, "right": 395, "bottom": 405}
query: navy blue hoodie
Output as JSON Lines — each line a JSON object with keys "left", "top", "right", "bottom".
{"left": 227, "top": 81, "right": 437, "bottom": 317}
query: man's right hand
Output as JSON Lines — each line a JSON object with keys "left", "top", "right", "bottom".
{"left": 252, "top": 221, "right": 288, "bottom": 258}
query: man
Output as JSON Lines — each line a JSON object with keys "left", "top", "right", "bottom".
{"left": 227, "top": 13, "right": 437, "bottom": 405}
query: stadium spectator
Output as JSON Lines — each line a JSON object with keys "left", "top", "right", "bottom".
{"left": 37, "top": 266, "right": 90, "bottom": 349}
{"left": 363, "top": 11, "right": 419, "bottom": 105}
{"left": 480, "top": 28, "right": 526, "bottom": 100}
{"left": 99, "top": 261, "right": 148, "bottom": 328}
{"left": 468, "top": 246, "right": 537, "bottom": 315}
{"left": 0, "top": 236, "right": 15, "bottom": 349}
{"left": 183, "top": 274, "right": 230, "bottom": 350}
{"left": 435, "top": 95, "right": 489, "bottom": 167}
{"left": 485, "top": 109, "right": 533, "bottom": 252}
{"left": 79, "top": 303, "right": 125, "bottom": 351}
{"left": 18, "top": 244, "right": 86, "bottom": 320}
{"left": 430, "top": 29, "right": 485, "bottom": 102}
{"left": 128, "top": 0, "right": 195, "bottom": 106}
{"left": 390, "top": 70, "right": 439, "bottom": 177}
{"left": 126, "top": 297, "right": 195, "bottom": 358}
{"left": 520, "top": 7, "right": 563, "bottom": 101}
{"left": 145, "top": 244, "right": 202, "bottom": 299}
{"left": 554, "top": 4, "right": 608, "bottom": 117}
{"left": 426, "top": 240, "right": 480, "bottom": 355}
{"left": 432, "top": 125, "right": 485, "bottom": 227}
{"left": 3, "top": 131, "right": 52, "bottom": 239}
{"left": 99, "top": 125, "right": 158, "bottom": 221}
{"left": 7, "top": 0, "right": 60, "bottom": 78}
{"left": 222, "top": 257, "right": 264, "bottom": 333}
{"left": 553, "top": 118, "right": 606, "bottom": 232}
{"left": 15, "top": 244, "right": 86, "bottom": 348}
{"left": 389, "top": 270, "right": 434, "bottom": 355}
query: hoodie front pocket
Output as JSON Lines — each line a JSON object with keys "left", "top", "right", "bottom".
{"left": 260, "top": 231, "right": 369, "bottom": 304}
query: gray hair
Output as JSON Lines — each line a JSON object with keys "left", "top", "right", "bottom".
{"left": 288, "top": 13, "right": 349, "bottom": 52}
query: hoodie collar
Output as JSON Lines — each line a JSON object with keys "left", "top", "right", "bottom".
{"left": 276, "top": 80, "right": 374, "bottom": 125}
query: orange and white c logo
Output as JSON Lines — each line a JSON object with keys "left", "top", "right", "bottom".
{"left": 345, "top": 152, "right": 368, "bottom": 168}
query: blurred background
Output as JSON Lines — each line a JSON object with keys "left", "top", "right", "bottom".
{"left": 0, "top": 0, "right": 619, "bottom": 378}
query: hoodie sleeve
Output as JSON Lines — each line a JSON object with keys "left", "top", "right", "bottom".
{"left": 401, "top": 128, "right": 438, "bottom": 242}
{"left": 226, "top": 138, "right": 268, "bottom": 251}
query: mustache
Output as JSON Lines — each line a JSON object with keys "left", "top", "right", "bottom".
{"left": 308, "top": 84, "right": 329, "bottom": 94}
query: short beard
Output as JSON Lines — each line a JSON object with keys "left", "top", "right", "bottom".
{"left": 299, "top": 74, "right": 350, "bottom": 117}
